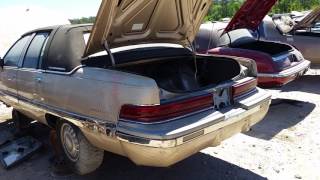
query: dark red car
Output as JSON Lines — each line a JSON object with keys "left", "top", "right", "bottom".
{"left": 195, "top": 0, "right": 310, "bottom": 88}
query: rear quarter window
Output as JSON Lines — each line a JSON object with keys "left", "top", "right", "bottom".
{"left": 23, "top": 32, "right": 50, "bottom": 69}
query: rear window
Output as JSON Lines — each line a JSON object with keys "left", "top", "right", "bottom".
{"left": 219, "top": 29, "right": 256, "bottom": 47}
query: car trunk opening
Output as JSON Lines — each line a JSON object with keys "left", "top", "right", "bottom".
{"left": 231, "top": 40, "right": 298, "bottom": 72}
{"left": 116, "top": 55, "right": 241, "bottom": 93}
{"left": 231, "top": 40, "right": 293, "bottom": 56}
{"left": 83, "top": 48, "right": 257, "bottom": 123}
{"left": 219, "top": 29, "right": 293, "bottom": 56}
{"left": 115, "top": 55, "right": 259, "bottom": 123}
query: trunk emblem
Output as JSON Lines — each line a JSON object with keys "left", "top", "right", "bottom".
{"left": 213, "top": 87, "right": 231, "bottom": 110}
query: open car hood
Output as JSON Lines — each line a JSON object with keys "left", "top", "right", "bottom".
{"left": 84, "top": 0, "right": 212, "bottom": 57}
{"left": 224, "top": 0, "right": 277, "bottom": 34}
{"left": 294, "top": 7, "right": 320, "bottom": 30}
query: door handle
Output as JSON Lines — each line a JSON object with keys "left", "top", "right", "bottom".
{"left": 35, "top": 77, "right": 42, "bottom": 83}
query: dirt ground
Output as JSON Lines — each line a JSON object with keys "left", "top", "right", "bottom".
{"left": 0, "top": 67, "right": 319, "bottom": 180}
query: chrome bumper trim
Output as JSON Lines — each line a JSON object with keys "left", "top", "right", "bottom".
{"left": 116, "top": 98, "right": 271, "bottom": 148}
{"left": 258, "top": 60, "right": 310, "bottom": 78}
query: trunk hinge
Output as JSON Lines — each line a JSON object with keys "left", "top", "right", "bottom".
{"left": 104, "top": 41, "right": 116, "bottom": 67}
{"left": 188, "top": 9, "right": 198, "bottom": 80}
{"left": 256, "top": 26, "right": 262, "bottom": 41}
{"left": 187, "top": 38, "right": 199, "bottom": 81}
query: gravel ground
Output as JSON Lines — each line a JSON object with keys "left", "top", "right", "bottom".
{"left": 0, "top": 67, "right": 319, "bottom": 180}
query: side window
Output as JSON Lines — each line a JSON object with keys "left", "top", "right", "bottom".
{"left": 4, "top": 35, "right": 31, "bottom": 67}
{"left": 23, "top": 32, "right": 50, "bottom": 69}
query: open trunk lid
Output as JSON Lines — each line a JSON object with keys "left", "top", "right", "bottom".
{"left": 294, "top": 7, "right": 320, "bottom": 30}
{"left": 84, "top": 0, "right": 212, "bottom": 57}
{"left": 224, "top": 0, "right": 277, "bottom": 34}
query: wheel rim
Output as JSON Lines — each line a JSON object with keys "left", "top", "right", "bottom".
{"left": 60, "top": 123, "right": 80, "bottom": 162}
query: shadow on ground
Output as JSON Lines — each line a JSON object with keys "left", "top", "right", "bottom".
{"left": 78, "top": 152, "right": 266, "bottom": 180}
{"left": 0, "top": 119, "right": 266, "bottom": 180}
{"left": 246, "top": 98, "right": 315, "bottom": 140}
{"left": 0, "top": 120, "right": 14, "bottom": 146}
{"left": 280, "top": 75, "right": 320, "bottom": 95}
{"left": 0, "top": 119, "right": 50, "bottom": 145}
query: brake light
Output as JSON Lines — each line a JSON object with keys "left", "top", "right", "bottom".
{"left": 256, "top": 61, "right": 276, "bottom": 73}
{"left": 232, "top": 78, "right": 257, "bottom": 98}
{"left": 119, "top": 95, "right": 213, "bottom": 123}
{"left": 258, "top": 76, "right": 296, "bottom": 88}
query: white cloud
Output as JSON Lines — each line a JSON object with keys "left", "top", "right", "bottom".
{"left": 0, "top": 6, "right": 70, "bottom": 57}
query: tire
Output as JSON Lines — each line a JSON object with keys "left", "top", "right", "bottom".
{"left": 57, "top": 120, "right": 104, "bottom": 175}
{"left": 12, "top": 110, "right": 32, "bottom": 134}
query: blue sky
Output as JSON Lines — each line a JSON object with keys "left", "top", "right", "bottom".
{"left": 0, "top": 0, "right": 102, "bottom": 18}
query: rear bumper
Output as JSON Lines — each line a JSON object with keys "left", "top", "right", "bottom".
{"left": 115, "top": 88, "right": 271, "bottom": 167}
{"left": 258, "top": 60, "right": 310, "bottom": 87}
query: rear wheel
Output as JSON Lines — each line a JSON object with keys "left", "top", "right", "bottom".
{"left": 57, "top": 120, "right": 104, "bottom": 175}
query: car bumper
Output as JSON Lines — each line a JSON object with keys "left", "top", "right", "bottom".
{"left": 115, "top": 88, "right": 271, "bottom": 167}
{"left": 258, "top": 60, "right": 310, "bottom": 87}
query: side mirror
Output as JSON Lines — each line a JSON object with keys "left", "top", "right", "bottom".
{"left": 0, "top": 58, "right": 4, "bottom": 70}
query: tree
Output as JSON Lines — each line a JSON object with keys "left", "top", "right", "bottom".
{"left": 205, "top": 0, "right": 320, "bottom": 22}
{"left": 69, "top": 16, "right": 96, "bottom": 24}
{"left": 69, "top": 1, "right": 320, "bottom": 24}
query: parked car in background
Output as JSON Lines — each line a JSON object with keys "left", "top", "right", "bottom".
{"left": 259, "top": 7, "right": 320, "bottom": 64}
{"left": 195, "top": 0, "right": 310, "bottom": 88}
{"left": 272, "top": 10, "right": 310, "bottom": 23}
{"left": 0, "top": 0, "right": 271, "bottom": 175}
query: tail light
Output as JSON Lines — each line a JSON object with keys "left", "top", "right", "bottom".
{"left": 119, "top": 95, "right": 213, "bottom": 123}
{"left": 258, "top": 76, "right": 295, "bottom": 88}
{"left": 120, "top": 78, "right": 257, "bottom": 123}
{"left": 256, "top": 61, "right": 276, "bottom": 73}
{"left": 232, "top": 78, "right": 257, "bottom": 98}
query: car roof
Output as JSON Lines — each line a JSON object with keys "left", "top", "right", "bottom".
{"left": 22, "top": 24, "right": 93, "bottom": 36}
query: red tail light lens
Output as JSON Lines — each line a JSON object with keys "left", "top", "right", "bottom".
{"left": 258, "top": 76, "right": 295, "bottom": 88}
{"left": 119, "top": 95, "right": 213, "bottom": 123}
{"left": 232, "top": 78, "right": 257, "bottom": 98}
{"left": 257, "top": 61, "right": 276, "bottom": 73}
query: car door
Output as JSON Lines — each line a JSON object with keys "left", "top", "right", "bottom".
{"left": 17, "top": 32, "right": 50, "bottom": 120}
{"left": 0, "top": 35, "right": 32, "bottom": 106}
